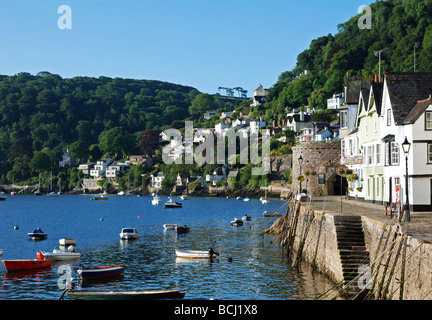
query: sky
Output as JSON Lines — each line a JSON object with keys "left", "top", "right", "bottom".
{"left": 0, "top": 0, "right": 374, "bottom": 96}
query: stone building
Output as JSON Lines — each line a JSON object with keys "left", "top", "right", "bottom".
{"left": 291, "top": 141, "right": 346, "bottom": 196}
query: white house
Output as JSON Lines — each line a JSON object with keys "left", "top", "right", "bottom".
{"left": 327, "top": 92, "right": 345, "bottom": 109}
{"left": 151, "top": 172, "right": 165, "bottom": 188}
{"left": 89, "top": 159, "right": 113, "bottom": 178}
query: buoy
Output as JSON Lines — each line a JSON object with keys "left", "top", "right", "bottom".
{"left": 137, "top": 216, "right": 140, "bottom": 219}
{"left": 14, "top": 225, "right": 19, "bottom": 230}
{"left": 228, "top": 257, "right": 233, "bottom": 262}
{"left": 100, "top": 218, "right": 104, "bottom": 221}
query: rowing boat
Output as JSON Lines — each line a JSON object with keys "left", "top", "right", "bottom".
{"left": 66, "top": 289, "right": 186, "bottom": 300}
{"left": 3, "top": 252, "right": 52, "bottom": 271}
{"left": 175, "top": 248, "right": 218, "bottom": 259}
{"left": 78, "top": 264, "right": 125, "bottom": 280}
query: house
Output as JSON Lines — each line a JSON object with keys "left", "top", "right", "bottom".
{"left": 205, "top": 166, "right": 227, "bottom": 186}
{"left": 77, "top": 162, "right": 94, "bottom": 175}
{"left": 89, "top": 159, "right": 113, "bottom": 178}
{"left": 220, "top": 111, "right": 234, "bottom": 119}
{"left": 59, "top": 148, "right": 78, "bottom": 167}
{"left": 204, "top": 110, "right": 217, "bottom": 120}
{"left": 327, "top": 92, "right": 345, "bottom": 109}
{"left": 298, "top": 122, "right": 330, "bottom": 143}
{"left": 187, "top": 176, "right": 207, "bottom": 189}
{"left": 227, "top": 170, "right": 239, "bottom": 188}
{"left": 105, "top": 162, "right": 129, "bottom": 179}
{"left": 249, "top": 119, "right": 266, "bottom": 134}
{"left": 251, "top": 84, "right": 268, "bottom": 107}
{"left": 129, "top": 155, "right": 146, "bottom": 165}
{"left": 285, "top": 110, "right": 312, "bottom": 133}
{"left": 150, "top": 172, "right": 165, "bottom": 188}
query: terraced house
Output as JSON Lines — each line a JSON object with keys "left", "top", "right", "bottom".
{"left": 341, "top": 72, "right": 432, "bottom": 211}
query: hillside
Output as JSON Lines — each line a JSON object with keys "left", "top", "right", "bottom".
{"left": 261, "top": 0, "right": 432, "bottom": 121}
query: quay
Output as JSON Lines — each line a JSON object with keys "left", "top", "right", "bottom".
{"left": 268, "top": 195, "right": 432, "bottom": 300}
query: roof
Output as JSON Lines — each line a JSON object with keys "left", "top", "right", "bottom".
{"left": 403, "top": 95, "right": 432, "bottom": 124}
{"left": 370, "top": 81, "right": 384, "bottom": 116}
{"left": 385, "top": 72, "right": 432, "bottom": 124}
{"left": 345, "top": 77, "right": 372, "bottom": 104}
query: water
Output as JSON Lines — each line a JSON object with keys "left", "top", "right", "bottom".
{"left": 0, "top": 195, "right": 336, "bottom": 300}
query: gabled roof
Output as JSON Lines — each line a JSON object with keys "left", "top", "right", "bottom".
{"left": 385, "top": 72, "right": 432, "bottom": 124}
{"left": 345, "top": 77, "right": 372, "bottom": 104}
{"left": 370, "top": 81, "right": 384, "bottom": 116}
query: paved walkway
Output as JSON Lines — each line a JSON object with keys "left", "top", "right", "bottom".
{"left": 309, "top": 196, "right": 432, "bottom": 242}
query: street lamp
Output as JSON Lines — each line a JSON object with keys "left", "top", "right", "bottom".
{"left": 402, "top": 137, "right": 411, "bottom": 221}
{"left": 298, "top": 155, "right": 303, "bottom": 194}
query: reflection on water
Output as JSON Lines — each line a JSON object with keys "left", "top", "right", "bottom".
{"left": 0, "top": 195, "right": 338, "bottom": 300}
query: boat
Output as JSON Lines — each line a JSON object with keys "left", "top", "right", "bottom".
{"left": 34, "top": 189, "right": 43, "bottom": 196}
{"left": 236, "top": 196, "right": 241, "bottom": 200}
{"left": 117, "top": 190, "right": 125, "bottom": 196}
{"left": 164, "top": 196, "right": 182, "bottom": 208}
{"left": 152, "top": 194, "right": 162, "bottom": 205}
{"left": 230, "top": 218, "right": 243, "bottom": 226}
{"left": 59, "top": 238, "right": 76, "bottom": 246}
{"left": 243, "top": 197, "right": 250, "bottom": 202}
{"left": 175, "top": 248, "right": 218, "bottom": 259}
{"left": 242, "top": 214, "right": 252, "bottom": 221}
{"left": 0, "top": 249, "right": 3, "bottom": 255}
{"left": 66, "top": 289, "right": 187, "bottom": 300}
{"left": 3, "top": 252, "right": 52, "bottom": 271}
{"left": 163, "top": 224, "right": 178, "bottom": 230}
{"left": 27, "top": 227, "right": 48, "bottom": 240}
{"left": 47, "top": 172, "right": 59, "bottom": 196}
{"left": 175, "top": 225, "right": 190, "bottom": 234}
{"left": 180, "top": 189, "right": 190, "bottom": 200}
{"left": 263, "top": 211, "right": 283, "bottom": 217}
{"left": 93, "top": 193, "right": 108, "bottom": 200}
{"left": 261, "top": 182, "right": 270, "bottom": 204}
{"left": 41, "top": 246, "right": 81, "bottom": 261}
{"left": 77, "top": 264, "right": 125, "bottom": 280}
{"left": 0, "top": 192, "right": 6, "bottom": 201}
{"left": 119, "top": 228, "right": 139, "bottom": 240}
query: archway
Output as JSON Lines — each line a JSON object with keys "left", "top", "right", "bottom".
{"left": 328, "top": 174, "right": 348, "bottom": 196}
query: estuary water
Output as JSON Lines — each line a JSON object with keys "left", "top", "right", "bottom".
{"left": 0, "top": 194, "right": 336, "bottom": 300}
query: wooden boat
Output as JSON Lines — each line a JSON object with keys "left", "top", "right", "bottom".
{"left": 93, "top": 194, "right": 108, "bottom": 200}
{"left": 163, "top": 224, "right": 178, "bottom": 230}
{"left": 27, "top": 227, "right": 48, "bottom": 240}
{"left": 41, "top": 246, "right": 81, "bottom": 261}
{"left": 230, "top": 218, "right": 243, "bottom": 226}
{"left": 175, "top": 225, "right": 190, "bottom": 234}
{"left": 119, "top": 228, "right": 139, "bottom": 240}
{"left": 3, "top": 252, "right": 52, "bottom": 271}
{"left": 164, "top": 196, "right": 182, "bottom": 208}
{"left": 175, "top": 248, "right": 218, "bottom": 259}
{"left": 78, "top": 264, "right": 125, "bottom": 280}
{"left": 263, "top": 211, "right": 283, "bottom": 217}
{"left": 66, "top": 289, "right": 186, "bottom": 300}
{"left": 59, "top": 238, "right": 76, "bottom": 246}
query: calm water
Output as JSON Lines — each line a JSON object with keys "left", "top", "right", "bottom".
{"left": 0, "top": 195, "right": 336, "bottom": 300}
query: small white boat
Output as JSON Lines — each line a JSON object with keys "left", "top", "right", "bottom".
{"left": 243, "top": 197, "right": 250, "bottom": 202}
{"left": 242, "top": 214, "right": 252, "bottom": 221}
{"left": 42, "top": 246, "right": 81, "bottom": 261}
{"left": 163, "top": 224, "right": 178, "bottom": 230}
{"left": 152, "top": 194, "right": 162, "bottom": 205}
{"left": 231, "top": 218, "right": 243, "bottom": 226}
{"left": 180, "top": 190, "right": 190, "bottom": 200}
{"left": 175, "top": 248, "right": 218, "bottom": 259}
{"left": 117, "top": 191, "right": 125, "bottom": 196}
{"left": 164, "top": 196, "right": 182, "bottom": 208}
{"left": 93, "top": 194, "right": 108, "bottom": 200}
{"left": 0, "top": 192, "right": 6, "bottom": 201}
{"left": 120, "top": 228, "right": 139, "bottom": 240}
{"left": 47, "top": 191, "right": 59, "bottom": 197}
{"left": 236, "top": 196, "right": 241, "bottom": 200}
{"left": 0, "top": 249, "right": 3, "bottom": 255}
{"left": 59, "top": 238, "right": 76, "bottom": 246}
{"left": 261, "top": 199, "right": 270, "bottom": 204}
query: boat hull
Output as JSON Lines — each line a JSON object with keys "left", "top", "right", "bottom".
{"left": 67, "top": 289, "right": 186, "bottom": 300}
{"left": 175, "top": 249, "right": 217, "bottom": 259}
{"left": 59, "top": 238, "right": 76, "bottom": 246}
{"left": 3, "top": 259, "right": 52, "bottom": 271}
{"left": 42, "top": 252, "right": 81, "bottom": 261}
{"left": 78, "top": 264, "right": 125, "bottom": 280}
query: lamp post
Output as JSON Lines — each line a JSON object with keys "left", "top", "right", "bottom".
{"left": 298, "top": 155, "right": 303, "bottom": 194}
{"left": 402, "top": 137, "right": 411, "bottom": 221}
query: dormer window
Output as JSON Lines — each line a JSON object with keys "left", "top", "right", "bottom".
{"left": 425, "top": 111, "right": 432, "bottom": 130}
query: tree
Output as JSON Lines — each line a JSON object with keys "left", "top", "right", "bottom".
{"left": 29, "top": 151, "right": 51, "bottom": 172}
{"left": 99, "top": 126, "right": 134, "bottom": 159}
{"left": 139, "top": 130, "right": 161, "bottom": 157}
{"left": 189, "top": 94, "right": 215, "bottom": 115}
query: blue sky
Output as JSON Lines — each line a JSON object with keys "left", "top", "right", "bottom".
{"left": 0, "top": 0, "right": 373, "bottom": 96}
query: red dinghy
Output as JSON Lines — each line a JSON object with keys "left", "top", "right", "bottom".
{"left": 3, "top": 252, "right": 52, "bottom": 271}
{"left": 78, "top": 264, "right": 125, "bottom": 280}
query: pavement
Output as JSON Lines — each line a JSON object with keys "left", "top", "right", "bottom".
{"left": 308, "top": 196, "right": 432, "bottom": 242}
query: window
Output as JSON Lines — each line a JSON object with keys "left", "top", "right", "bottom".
{"left": 391, "top": 142, "right": 399, "bottom": 165}
{"left": 426, "top": 111, "right": 432, "bottom": 130}
{"left": 385, "top": 142, "right": 390, "bottom": 165}
{"left": 376, "top": 177, "right": 380, "bottom": 198}
{"left": 376, "top": 144, "right": 381, "bottom": 164}
{"left": 428, "top": 143, "right": 432, "bottom": 163}
{"left": 387, "top": 109, "right": 392, "bottom": 126}
{"left": 340, "top": 111, "right": 347, "bottom": 128}
{"left": 348, "top": 140, "right": 353, "bottom": 156}
{"left": 367, "top": 146, "right": 373, "bottom": 165}
{"left": 341, "top": 140, "right": 345, "bottom": 157}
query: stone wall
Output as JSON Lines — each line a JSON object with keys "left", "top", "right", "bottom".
{"left": 292, "top": 142, "right": 341, "bottom": 196}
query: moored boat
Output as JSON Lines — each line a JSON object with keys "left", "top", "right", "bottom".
{"left": 180, "top": 189, "right": 190, "bottom": 200}
{"left": 0, "top": 192, "right": 6, "bottom": 201}
{"left": 243, "top": 197, "right": 250, "bottom": 202}
{"left": 78, "top": 264, "right": 125, "bottom": 280}
{"left": 3, "top": 252, "right": 52, "bottom": 271}
{"left": 152, "top": 194, "right": 162, "bottom": 205}
{"left": 263, "top": 211, "right": 283, "bottom": 217}
{"left": 230, "top": 218, "right": 243, "bottom": 226}
{"left": 41, "top": 246, "right": 81, "bottom": 261}
{"left": 163, "top": 224, "right": 178, "bottom": 230}
{"left": 164, "top": 196, "right": 182, "bottom": 208}
{"left": 93, "top": 193, "right": 108, "bottom": 200}
{"left": 119, "top": 228, "right": 139, "bottom": 240}
{"left": 66, "top": 289, "right": 187, "bottom": 300}
{"left": 175, "top": 248, "right": 218, "bottom": 259}
{"left": 242, "top": 214, "right": 252, "bottom": 221}
{"left": 27, "top": 227, "right": 48, "bottom": 240}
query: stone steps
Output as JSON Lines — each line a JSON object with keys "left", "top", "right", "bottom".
{"left": 334, "top": 215, "right": 370, "bottom": 299}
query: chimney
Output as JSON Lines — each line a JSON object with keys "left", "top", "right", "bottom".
{"left": 300, "top": 110, "right": 304, "bottom": 122}
{"left": 374, "top": 74, "right": 379, "bottom": 82}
